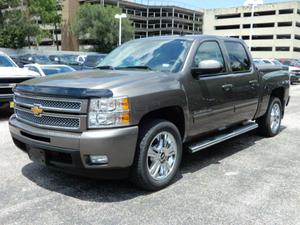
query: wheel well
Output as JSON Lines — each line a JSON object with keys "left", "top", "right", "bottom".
{"left": 139, "top": 106, "right": 185, "bottom": 138}
{"left": 271, "top": 87, "right": 285, "bottom": 114}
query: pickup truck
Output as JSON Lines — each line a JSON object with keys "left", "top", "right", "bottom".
{"left": 9, "top": 35, "right": 290, "bottom": 191}
{"left": 0, "top": 52, "right": 39, "bottom": 109}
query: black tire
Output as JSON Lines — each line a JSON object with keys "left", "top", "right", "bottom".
{"left": 257, "top": 97, "right": 282, "bottom": 137}
{"left": 131, "top": 119, "right": 182, "bottom": 191}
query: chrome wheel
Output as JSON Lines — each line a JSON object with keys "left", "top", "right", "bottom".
{"left": 147, "top": 131, "right": 177, "bottom": 181}
{"left": 270, "top": 103, "right": 281, "bottom": 133}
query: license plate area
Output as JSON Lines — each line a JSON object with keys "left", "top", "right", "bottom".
{"left": 28, "top": 148, "right": 46, "bottom": 165}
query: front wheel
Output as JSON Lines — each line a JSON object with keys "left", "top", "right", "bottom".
{"left": 257, "top": 97, "right": 282, "bottom": 137}
{"left": 131, "top": 120, "right": 182, "bottom": 191}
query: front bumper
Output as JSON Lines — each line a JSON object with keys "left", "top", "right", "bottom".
{"left": 9, "top": 115, "right": 139, "bottom": 176}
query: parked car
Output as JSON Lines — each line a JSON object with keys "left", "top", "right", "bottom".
{"left": 58, "top": 54, "right": 85, "bottom": 70}
{"left": 18, "top": 54, "right": 52, "bottom": 65}
{"left": 10, "top": 36, "right": 290, "bottom": 190}
{"left": 24, "top": 64, "right": 76, "bottom": 76}
{"left": 0, "top": 52, "right": 39, "bottom": 109}
{"left": 278, "top": 59, "right": 300, "bottom": 84}
{"left": 81, "top": 54, "right": 107, "bottom": 70}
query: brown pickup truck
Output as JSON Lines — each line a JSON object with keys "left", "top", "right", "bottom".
{"left": 9, "top": 35, "right": 290, "bottom": 190}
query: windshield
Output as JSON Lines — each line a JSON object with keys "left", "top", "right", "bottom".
{"left": 0, "top": 55, "right": 17, "bottom": 67}
{"left": 84, "top": 55, "right": 106, "bottom": 67}
{"left": 98, "top": 38, "right": 192, "bottom": 73}
{"left": 60, "top": 55, "right": 79, "bottom": 65}
{"left": 42, "top": 66, "right": 74, "bottom": 75}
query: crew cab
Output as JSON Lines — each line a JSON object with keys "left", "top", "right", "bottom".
{"left": 0, "top": 52, "right": 39, "bottom": 109}
{"left": 9, "top": 36, "right": 290, "bottom": 190}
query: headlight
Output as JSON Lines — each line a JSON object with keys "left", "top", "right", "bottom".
{"left": 88, "top": 97, "right": 130, "bottom": 128}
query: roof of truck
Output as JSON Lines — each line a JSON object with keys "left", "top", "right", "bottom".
{"left": 141, "top": 35, "right": 244, "bottom": 42}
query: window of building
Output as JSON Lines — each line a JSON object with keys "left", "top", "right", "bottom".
{"left": 244, "top": 10, "right": 276, "bottom": 17}
{"left": 278, "top": 22, "right": 293, "bottom": 27}
{"left": 295, "top": 35, "right": 300, "bottom": 40}
{"left": 215, "top": 25, "right": 240, "bottom": 30}
{"left": 294, "top": 47, "right": 300, "bottom": 52}
{"left": 224, "top": 41, "right": 251, "bottom": 72}
{"left": 193, "top": 41, "right": 225, "bottom": 73}
{"left": 242, "top": 35, "right": 250, "bottom": 40}
{"left": 277, "top": 34, "right": 291, "bottom": 39}
{"left": 279, "top": 9, "right": 294, "bottom": 14}
{"left": 252, "top": 35, "right": 273, "bottom": 40}
{"left": 298, "top": 9, "right": 300, "bottom": 15}
{"left": 276, "top": 47, "right": 290, "bottom": 51}
{"left": 296, "top": 22, "right": 300, "bottom": 28}
{"left": 215, "top": 13, "right": 241, "bottom": 19}
{"left": 243, "top": 23, "right": 275, "bottom": 28}
{"left": 251, "top": 47, "right": 273, "bottom": 51}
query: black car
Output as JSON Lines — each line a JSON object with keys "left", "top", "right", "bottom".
{"left": 18, "top": 54, "right": 52, "bottom": 65}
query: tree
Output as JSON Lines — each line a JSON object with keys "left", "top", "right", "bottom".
{"left": 0, "top": 0, "right": 62, "bottom": 49}
{"left": 72, "top": 4, "right": 134, "bottom": 53}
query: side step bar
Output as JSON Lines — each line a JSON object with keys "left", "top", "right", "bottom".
{"left": 188, "top": 122, "right": 258, "bottom": 153}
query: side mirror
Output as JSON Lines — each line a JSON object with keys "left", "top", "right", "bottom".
{"left": 191, "top": 60, "right": 223, "bottom": 78}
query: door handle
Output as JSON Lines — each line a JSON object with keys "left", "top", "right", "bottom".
{"left": 222, "top": 84, "right": 233, "bottom": 92}
{"left": 249, "top": 80, "right": 258, "bottom": 86}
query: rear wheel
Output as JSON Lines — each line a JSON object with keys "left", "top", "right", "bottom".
{"left": 257, "top": 97, "right": 282, "bottom": 137}
{"left": 131, "top": 119, "right": 182, "bottom": 191}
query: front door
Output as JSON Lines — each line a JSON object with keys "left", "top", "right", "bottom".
{"left": 188, "top": 40, "right": 236, "bottom": 137}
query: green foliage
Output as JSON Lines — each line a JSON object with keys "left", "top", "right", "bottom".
{"left": 0, "top": 0, "right": 61, "bottom": 48}
{"left": 72, "top": 4, "right": 134, "bottom": 53}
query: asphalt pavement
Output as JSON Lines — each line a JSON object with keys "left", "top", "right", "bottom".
{"left": 1, "top": 85, "right": 300, "bottom": 225}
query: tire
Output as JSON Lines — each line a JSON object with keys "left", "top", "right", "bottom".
{"left": 257, "top": 97, "right": 282, "bottom": 137}
{"left": 131, "top": 119, "right": 182, "bottom": 191}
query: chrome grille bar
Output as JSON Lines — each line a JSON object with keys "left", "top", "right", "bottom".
{"left": 14, "top": 106, "right": 86, "bottom": 132}
{"left": 14, "top": 92, "right": 88, "bottom": 114}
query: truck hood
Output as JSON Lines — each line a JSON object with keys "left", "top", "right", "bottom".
{"left": 0, "top": 67, "right": 40, "bottom": 77}
{"left": 16, "top": 69, "right": 176, "bottom": 97}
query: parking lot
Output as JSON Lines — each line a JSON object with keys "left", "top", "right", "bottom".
{"left": 0, "top": 85, "right": 299, "bottom": 225}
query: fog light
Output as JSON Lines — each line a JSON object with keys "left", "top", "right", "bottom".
{"left": 89, "top": 155, "right": 108, "bottom": 165}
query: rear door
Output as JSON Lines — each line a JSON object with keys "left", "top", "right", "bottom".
{"left": 188, "top": 40, "right": 237, "bottom": 136}
{"left": 224, "top": 41, "right": 259, "bottom": 122}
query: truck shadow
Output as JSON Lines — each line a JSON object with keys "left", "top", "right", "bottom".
{"left": 21, "top": 127, "right": 286, "bottom": 203}
{"left": 0, "top": 108, "right": 13, "bottom": 121}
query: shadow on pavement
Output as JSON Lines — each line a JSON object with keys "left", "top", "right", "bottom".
{"left": 0, "top": 107, "right": 13, "bottom": 121}
{"left": 21, "top": 127, "right": 286, "bottom": 202}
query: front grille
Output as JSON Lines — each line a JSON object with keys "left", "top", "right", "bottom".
{"left": 13, "top": 92, "right": 88, "bottom": 132}
{"left": 15, "top": 108, "right": 80, "bottom": 130}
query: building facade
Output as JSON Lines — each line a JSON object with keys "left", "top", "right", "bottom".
{"left": 60, "top": 0, "right": 203, "bottom": 50}
{"left": 203, "top": 1, "right": 300, "bottom": 59}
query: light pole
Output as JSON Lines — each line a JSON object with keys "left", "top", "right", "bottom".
{"left": 244, "top": 0, "right": 264, "bottom": 50}
{"left": 115, "top": 13, "right": 127, "bottom": 46}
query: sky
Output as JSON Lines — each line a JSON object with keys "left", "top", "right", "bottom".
{"left": 138, "top": 0, "right": 295, "bottom": 9}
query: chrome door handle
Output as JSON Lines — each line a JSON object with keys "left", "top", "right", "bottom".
{"left": 222, "top": 84, "right": 233, "bottom": 92}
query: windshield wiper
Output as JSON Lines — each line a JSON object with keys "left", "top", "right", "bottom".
{"left": 115, "top": 66, "right": 152, "bottom": 71}
{"left": 96, "top": 65, "right": 115, "bottom": 70}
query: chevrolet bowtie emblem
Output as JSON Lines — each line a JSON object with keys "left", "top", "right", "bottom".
{"left": 31, "top": 105, "right": 43, "bottom": 117}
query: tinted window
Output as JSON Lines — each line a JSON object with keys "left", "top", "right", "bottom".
{"left": 193, "top": 41, "right": 225, "bottom": 72}
{"left": 225, "top": 42, "right": 251, "bottom": 72}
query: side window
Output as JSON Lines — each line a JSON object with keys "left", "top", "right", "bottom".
{"left": 193, "top": 41, "right": 225, "bottom": 72}
{"left": 28, "top": 66, "right": 40, "bottom": 75}
{"left": 224, "top": 42, "right": 251, "bottom": 72}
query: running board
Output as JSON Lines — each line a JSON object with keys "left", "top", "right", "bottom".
{"left": 188, "top": 122, "right": 258, "bottom": 153}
